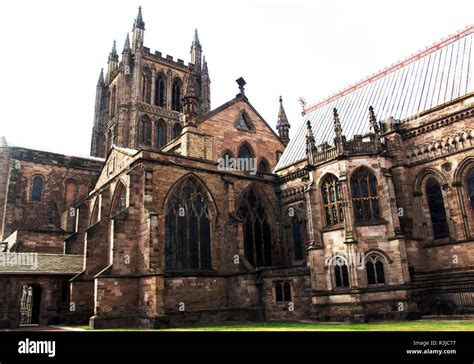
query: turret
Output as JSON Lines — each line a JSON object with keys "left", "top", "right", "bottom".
{"left": 182, "top": 69, "right": 198, "bottom": 129}
{"left": 200, "top": 56, "right": 211, "bottom": 114}
{"left": 190, "top": 29, "right": 202, "bottom": 73}
{"left": 132, "top": 6, "right": 145, "bottom": 52}
{"left": 276, "top": 96, "right": 290, "bottom": 146}
{"left": 106, "top": 40, "right": 119, "bottom": 82}
{"left": 90, "top": 69, "right": 107, "bottom": 157}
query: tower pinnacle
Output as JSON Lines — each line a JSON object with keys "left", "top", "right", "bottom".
{"left": 276, "top": 96, "right": 290, "bottom": 145}
{"left": 135, "top": 6, "right": 145, "bottom": 29}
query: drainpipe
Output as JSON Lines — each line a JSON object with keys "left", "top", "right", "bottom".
{"left": 255, "top": 267, "right": 266, "bottom": 321}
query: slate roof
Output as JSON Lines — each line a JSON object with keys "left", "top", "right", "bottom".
{"left": 275, "top": 26, "right": 474, "bottom": 171}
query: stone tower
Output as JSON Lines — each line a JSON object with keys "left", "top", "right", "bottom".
{"left": 90, "top": 7, "right": 212, "bottom": 158}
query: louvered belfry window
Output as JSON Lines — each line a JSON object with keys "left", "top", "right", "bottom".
{"left": 237, "top": 188, "right": 272, "bottom": 267}
{"left": 165, "top": 177, "right": 212, "bottom": 270}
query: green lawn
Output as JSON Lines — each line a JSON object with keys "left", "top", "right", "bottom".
{"left": 67, "top": 320, "right": 474, "bottom": 332}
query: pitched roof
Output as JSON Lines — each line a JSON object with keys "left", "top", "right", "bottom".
{"left": 275, "top": 26, "right": 474, "bottom": 171}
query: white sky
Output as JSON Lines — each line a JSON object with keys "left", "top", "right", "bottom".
{"left": 0, "top": 0, "right": 472, "bottom": 157}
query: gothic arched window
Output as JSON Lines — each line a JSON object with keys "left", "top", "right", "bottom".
{"left": 154, "top": 74, "right": 166, "bottom": 107}
{"left": 139, "top": 117, "right": 152, "bottom": 146}
{"left": 321, "top": 174, "right": 344, "bottom": 226}
{"left": 155, "top": 120, "right": 167, "bottom": 149}
{"left": 366, "top": 255, "right": 386, "bottom": 285}
{"left": 467, "top": 168, "right": 474, "bottom": 210}
{"left": 165, "top": 177, "right": 212, "bottom": 270}
{"left": 351, "top": 167, "right": 380, "bottom": 222}
{"left": 237, "top": 188, "right": 272, "bottom": 267}
{"left": 171, "top": 79, "right": 182, "bottom": 112}
{"left": 335, "top": 264, "right": 349, "bottom": 288}
{"left": 111, "top": 183, "right": 127, "bottom": 217}
{"left": 257, "top": 159, "right": 269, "bottom": 173}
{"left": 237, "top": 144, "right": 254, "bottom": 172}
{"left": 426, "top": 178, "right": 449, "bottom": 239}
{"left": 31, "top": 176, "right": 44, "bottom": 203}
{"left": 173, "top": 123, "right": 183, "bottom": 139}
{"left": 142, "top": 72, "right": 152, "bottom": 104}
{"left": 289, "top": 213, "right": 304, "bottom": 261}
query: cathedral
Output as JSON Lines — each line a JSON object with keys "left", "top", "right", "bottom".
{"left": 0, "top": 9, "right": 473, "bottom": 329}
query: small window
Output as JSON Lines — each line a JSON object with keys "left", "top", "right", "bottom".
{"left": 31, "top": 176, "right": 44, "bottom": 202}
{"left": 258, "top": 159, "right": 269, "bottom": 173}
{"left": 274, "top": 281, "right": 292, "bottom": 302}
{"left": 335, "top": 264, "right": 349, "bottom": 288}
{"left": 366, "top": 255, "right": 386, "bottom": 285}
{"left": 236, "top": 112, "right": 251, "bottom": 131}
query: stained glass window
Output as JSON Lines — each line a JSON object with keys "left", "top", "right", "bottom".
{"left": 237, "top": 188, "right": 272, "bottom": 267}
{"left": 321, "top": 174, "right": 344, "bottom": 225}
{"left": 165, "top": 177, "right": 212, "bottom": 270}
{"left": 351, "top": 168, "right": 380, "bottom": 222}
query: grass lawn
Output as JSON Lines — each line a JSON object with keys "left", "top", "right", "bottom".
{"left": 67, "top": 320, "right": 474, "bottom": 332}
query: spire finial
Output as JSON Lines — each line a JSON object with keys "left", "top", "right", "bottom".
{"left": 109, "top": 40, "right": 118, "bottom": 62}
{"left": 277, "top": 96, "right": 290, "bottom": 145}
{"left": 333, "top": 108, "right": 344, "bottom": 154}
{"left": 236, "top": 77, "right": 246, "bottom": 96}
{"left": 97, "top": 68, "right": 104, "bottom": 86}
{"left": 135, "top": 6, "right": 145, "bottom": 29}
{"left": 305, "top": 120, "right": 317, "bottom": 165}
{"left": 333, "top": 108, "right": 342, "bottom": 133}
{"left": 122, "top": 33, "right": 130, "bottom": 53}
{"left": 111, "top": 40, "right": 117, "bottom": 55}
{"left": 194, "top": 28, "right": 200, "bottom": 45}
{"left": 368, "top": 106, "right": 380, "bottom": 134}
